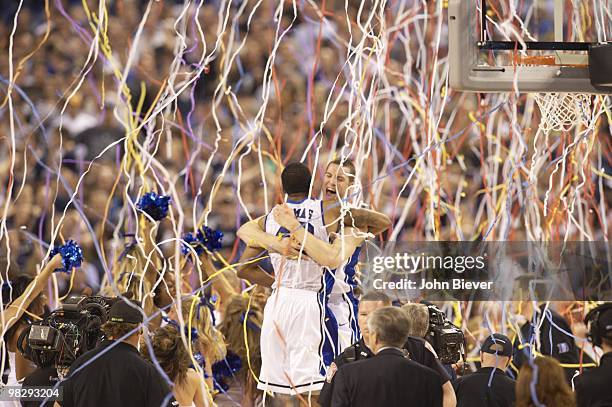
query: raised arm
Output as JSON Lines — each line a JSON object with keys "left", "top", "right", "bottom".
{"left": 237, "top": 216, "right": 300, "bottom": 256}
{"left": 295, "top": 228, "right": 363, "bottom": 270}
{"left": 343, "top": 208, "right": 391, "bottom": 235}
{"left": 325, "top": 204, "right": 392, "bottom": 235}
{"left": 273, "top": 205, "right": 364, "bottom": 270}
{"left": 140, "top": 215, "right": 162, "bottom": 281}
{"left": 236, "top": 216, "right": 283, "bottom": 252}
{"left": 197, "top": 251, "right": 237, "bottom": 307}
{"left": 2, "top": 254, "right": 62, "bottom": 333}
{"left": 236, "top": 245, "right": 275, "bottom": 287}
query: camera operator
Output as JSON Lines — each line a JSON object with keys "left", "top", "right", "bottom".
{"left": 319, "top": 293, "right": 455, "bottom": 407}
{"left": 453, "top": 333, "right": 515, "bottom": 407}
{"left": 2, "top": 254, "right": 62, "bottom": 385}
{"left": 574, "top": 303, "right": 612, "bottom": 407}
{"left": 55, "top": 298, "right": 174, "bottom": 407}
{"left": 330, "top": 306, "right": 443, "bottom": 407}
{"left": 20, "top": 289, "right": 95, "bottom": 407}
{"left": 401, "top": 303, "right": 456, "bottom": 406}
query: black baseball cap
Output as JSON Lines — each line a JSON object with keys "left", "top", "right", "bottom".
{"left": 597, "top": 304, "right": 612, "bottom": 337}
{"left": 108, "top": 299, "right": 143, "bottom": 324}
{"left": 481, "top": 333, "right": 513, "bottom": 357}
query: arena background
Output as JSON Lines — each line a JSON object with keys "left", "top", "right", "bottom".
{"left": 0, "top": 0, "right": 610, "bottom": 405}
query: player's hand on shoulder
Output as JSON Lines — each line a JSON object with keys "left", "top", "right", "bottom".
{"left": 273, "top": 204, "right": 300, "bottom": 230}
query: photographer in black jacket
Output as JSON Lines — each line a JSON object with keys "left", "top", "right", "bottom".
{"left": 55, "top": 298, "right": 174, "bottom": 407}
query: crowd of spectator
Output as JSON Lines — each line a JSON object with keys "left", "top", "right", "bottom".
{"left": 0, "top": 1, "right": 610, "bottom": 406}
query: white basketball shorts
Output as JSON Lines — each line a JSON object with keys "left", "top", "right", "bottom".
{"left": 257, "top": 286, "right": 337, "bottom": 395}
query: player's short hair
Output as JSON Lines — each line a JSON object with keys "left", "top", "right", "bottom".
{"left": 367, "top": 306, "right": 411, "bottom": 348}
{"left": 603, "top": 337, "right": 612, "bottom": 348}
{"left": 401, "top": 303, "right": 430, "bottom": 338}
{"left": 360, "top": 291, "right": 391, "bottom": 305}
{"left": 281, "top": 162, "right": 312, "bottom": 195}
{"left": 326, "top": 158, "right": 356, "bottom": 178}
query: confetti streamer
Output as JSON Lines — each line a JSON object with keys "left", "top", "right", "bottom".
{"left": 0, "top": 1, "right": 609, "bottom": 406}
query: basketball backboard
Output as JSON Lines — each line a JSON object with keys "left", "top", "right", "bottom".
{"left": 448, "top": 0, "right": 612, "bottom": 93}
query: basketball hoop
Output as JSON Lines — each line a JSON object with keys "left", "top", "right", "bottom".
{"left": 532, "top": 92, "right": 592, "bottom": 133}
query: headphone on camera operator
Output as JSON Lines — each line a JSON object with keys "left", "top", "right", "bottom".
{"left": 585, "top": 303, "right": 612, "bottom": 349}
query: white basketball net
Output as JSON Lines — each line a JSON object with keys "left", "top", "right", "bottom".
{"left": 533, "top": 93, "right": 593, "bottom": 133}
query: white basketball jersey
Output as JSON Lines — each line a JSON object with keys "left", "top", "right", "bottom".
{"left": 265, "top": 198, "right": 328, "bottom": 291}
{"left": 330, "top": 245, "right": 361, "bottom": 294}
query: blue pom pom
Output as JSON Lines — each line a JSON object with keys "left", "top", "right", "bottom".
{"left": 181, "top": 232, "right": 205, "bottom": 256}
{"left": 136, "top": 192, "right": 171, "bottom": 221}
{"left": 181, "top": 226, "right": 223, "bottom": 256}
{"left": 199, "top": 226, "right": 223, "bottom": 252}
{"left": 213, "top": 352, "right": 242, "bottom": 376}
{"left": 50, "top": 240, "right": 83, "bottom": 273}
{"left": 212, "top": 352, "right": 242, "bottom": 391}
